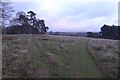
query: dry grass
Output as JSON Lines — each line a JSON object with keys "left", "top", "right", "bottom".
{"left": 87, "top": 38, "right": 119, "bottom": 78}
{"left": 2, "top": 34, "right": 119, "bottom": 78}
{"left": 2, "top": 35, "right": 34, "bottom": 78}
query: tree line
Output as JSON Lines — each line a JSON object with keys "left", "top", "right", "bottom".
{"left": 2, "top": 11, "right": 49, "bottom": 34}
{"left": 87, "top": 24, "right": 119, "bottom": 40}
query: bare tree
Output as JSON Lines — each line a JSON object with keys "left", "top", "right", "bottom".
{"left": 0, "top": 0, "right": 14, "bottom": 28}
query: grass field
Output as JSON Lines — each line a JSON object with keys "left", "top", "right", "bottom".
{"left": 2, "top": 34, "right": 119, "bottom": 78}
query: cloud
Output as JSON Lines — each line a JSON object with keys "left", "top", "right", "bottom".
{"left": 10, "top": 0, "right": 118, "bottom": 32}
{"left": 10, "top": 0, "right": 118, "bottom": 2}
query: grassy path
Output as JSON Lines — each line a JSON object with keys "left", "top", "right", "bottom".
{"left": 3, "top": 35, "right": 103, "bottom": 78}
{"left": 27, "top": 36, "right": 102, "bottom": 78}
{"left": 32, "top": 40, "right": 51, "bottom": 78}
{"left": 67, "top": 39, "right": 102, "bottom": 78}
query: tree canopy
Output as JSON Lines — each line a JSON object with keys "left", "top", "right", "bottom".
{"left": 87, "top": 24, "right": 119, "bottom": 40}
{"left": 101, "top": 24, "right": 119, "bottom": 40}
{"left": 4, "top": 11, "right": 49, "bottom": 34}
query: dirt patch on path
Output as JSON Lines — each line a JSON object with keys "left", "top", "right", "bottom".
{"left": 39, "top": 67, "right": 48, "bottom": 78}
{"left": 45, "top": 53, "right": 62, "bottom": 70}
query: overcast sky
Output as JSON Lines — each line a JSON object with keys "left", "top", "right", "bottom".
{"left": 10, "top": 0, "right": 118, "bottom": 32}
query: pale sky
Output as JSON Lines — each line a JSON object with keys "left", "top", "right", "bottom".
{"left": 10, "top": 0, "right": 119, "bottom": 32}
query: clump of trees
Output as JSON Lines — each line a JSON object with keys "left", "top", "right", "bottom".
{"left": 87, "top": 24, "right": 119, "bottom": 40}
{"left": 2, "top": 11, "right": 49, "bottom": 34}
{"left": 87, "top": 32, "right": 102, "bottom": 38}
{"left": 101, "top": 24, "right": 119, "bottom": 40}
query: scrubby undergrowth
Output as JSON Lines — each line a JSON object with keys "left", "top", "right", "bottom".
{"left": 87, "top": 38, "right": 119, "bottom": 78}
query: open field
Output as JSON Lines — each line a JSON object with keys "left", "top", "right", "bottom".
{"left": 2, "top": 34, "right": 119, "bottom": 78}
